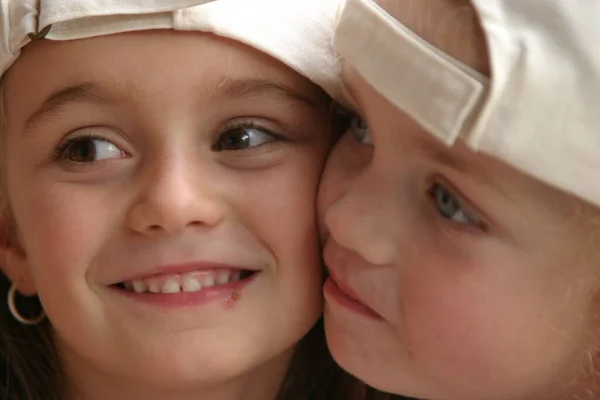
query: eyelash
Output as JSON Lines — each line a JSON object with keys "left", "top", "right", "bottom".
{"left": 211, "top": 121, "right": 282, "bottom": 152}
{"left": 51, "top": 120, "right": 283, "bottom": 163}
{"left": 52, "top": 133, "right": 116, "bottom": 164}
{"left": 425, "top": 178, "right": 488, "bottom": 233}
{"left": 332, "top": 104, "right": 373, "bottom": 146}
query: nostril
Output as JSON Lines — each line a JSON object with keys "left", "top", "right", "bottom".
{"left": 148, "top": 224, "right": 161, "bottom": 231}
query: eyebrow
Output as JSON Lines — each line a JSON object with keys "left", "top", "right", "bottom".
{"left": 24, "top": 77, "right": 325, "bottom": 133}
{"left": 420, "top": 142, "right": 470, "bottom": 174}
{"left": 419, "top": 140, "right": 505, "bottom": 193}
{"left": 216, "top": 77, "right": 325, "bottom": 109}
{"left": 24, "top": 82, "right": 117, "bottom": 131}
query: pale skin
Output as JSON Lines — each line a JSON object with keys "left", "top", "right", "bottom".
{"left": 318, "top": 1, "right": 600, "bottom": 399}
{"left": 0, "top": 31, "right": 332, "bottom": 400}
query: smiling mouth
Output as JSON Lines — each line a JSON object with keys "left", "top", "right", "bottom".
{"left": 115, "top": 269, "right": 256, "bottom": 295}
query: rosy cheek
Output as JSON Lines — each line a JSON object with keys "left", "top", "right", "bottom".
{"left": 399, "top": 263, "right": 519, "bottom": 385}
{"left": 13, "top": 184, "right": 108, "bottom": 275}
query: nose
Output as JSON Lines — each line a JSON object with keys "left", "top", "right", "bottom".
{"left": 126, "top": 154, "right": 226, "bottom": 235}
{"left": 324, "top": 167, "right": 402, "bottom": 266}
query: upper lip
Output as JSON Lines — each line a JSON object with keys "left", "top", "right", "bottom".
{"left": 115, "top": 261, "right": 260, "bottom": 284}
{"left": 327, "top": 266, "right": 369, "bottom": 305}
{"left": 326, "top": 261, "right": 384, "bottom": 319}
{"left": 324, "top": 242, "right": 372, "bottom": 307}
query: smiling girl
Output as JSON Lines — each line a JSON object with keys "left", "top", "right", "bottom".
{"left": 0, "top": 1, "right": 357, "bottom": 399}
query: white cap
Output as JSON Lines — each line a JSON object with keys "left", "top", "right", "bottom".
{"left": 335, "top": 0, "right": 600, "bottom": 209}
{"left": 2, "top": 0, "right": 344, "bottom": 98}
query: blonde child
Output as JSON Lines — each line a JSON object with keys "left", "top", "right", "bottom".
{"left": 0, "top": 1, "right": 363, "bottom": 399}
{"left": 320, "top": 0, "right": 600, "bottom": 399}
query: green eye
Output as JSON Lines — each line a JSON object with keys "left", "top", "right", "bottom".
{"left": 431, "top": 183, "right": 480, "bottom": 225}
{"left": 349, "top": 115, "right": 373, "bottom": 145}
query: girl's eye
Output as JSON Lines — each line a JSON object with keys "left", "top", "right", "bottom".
{"left": 57, "top": 136, "right": 126, "bottom": 163}
{"left": 213, "top": 125, "right": 276, "bottom": 152}
{"left": 430, "top": 183, "right": 481, "bottom": 226}
{"left": 349, "top": 115, "right": 373, "bottom": 145}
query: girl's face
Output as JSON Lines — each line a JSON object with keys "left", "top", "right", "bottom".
{"left": 318, "top": 2, "right": 600, "bottom": 399}
{"left": 1, "top": 31, "right": 331, "bottom": 397}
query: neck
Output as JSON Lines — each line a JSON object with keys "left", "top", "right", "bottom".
{"left": 61, "top": 347, "right": 293, "bottom": 400}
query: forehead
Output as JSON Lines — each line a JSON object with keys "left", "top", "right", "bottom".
{"left": 372, "top": 0, "right": 490, "bottom": 75}
{"left": 3, "top": 31, "right": 326, "bottom": 130}
{"left": 9, "top": 31, "right": 314, "bottom": 95}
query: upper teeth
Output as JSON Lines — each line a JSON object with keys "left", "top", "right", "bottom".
{"left": 124, "top": 270, "right": 243, "bottom": 294}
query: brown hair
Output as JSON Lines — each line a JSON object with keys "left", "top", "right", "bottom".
{"left": 0, "top": 273, "right": 64, "bottom": 400}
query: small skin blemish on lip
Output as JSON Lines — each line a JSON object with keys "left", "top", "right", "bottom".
{"left": 224, "top": 291, "right": 239, "bottom": 308}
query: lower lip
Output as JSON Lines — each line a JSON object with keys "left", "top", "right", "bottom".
{"left": 324, "top": 277, "right": 383, "bottom": 320}
{"left": 113, "top": 273, "right": 258, "bottom": 309}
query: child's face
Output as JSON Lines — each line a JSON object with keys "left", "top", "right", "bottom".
{"left": 1, "top": 31, "right": 330, "bottom": 393}
{"left": 318, "top": 1, "right": 600, "bottom": 399}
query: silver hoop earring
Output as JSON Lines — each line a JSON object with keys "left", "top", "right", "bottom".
{"left": 8, "top": 281, "right": 45, "bottom": 326}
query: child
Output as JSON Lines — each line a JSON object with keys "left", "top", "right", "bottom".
{"left": 320, "top": 0, "right": 600, "bottom": 399}
{"left": 0, "top": 0, "right": 359, "bottom": 399}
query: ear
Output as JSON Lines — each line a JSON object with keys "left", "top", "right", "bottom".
{"left": 0, "top": 214, "right": 36, "bottom": 296}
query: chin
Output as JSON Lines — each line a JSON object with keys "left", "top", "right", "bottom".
{"left": 324, "top": 314, "right": 432, "bottom": 399}
{"left": 129, "top": 354, "right": 260, "bottom": 390}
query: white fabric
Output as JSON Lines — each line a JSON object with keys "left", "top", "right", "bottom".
{"left": 1, "top": 0, "right": 344, "bottom": 98}
{"left": 335, "top": 0, "right": 600, "bottom": 210}
{"left": 6, "top": 0, "right": 597, "bottom": 210}
{"left": 335, "top": 0, "right": 488, "bottom": 146}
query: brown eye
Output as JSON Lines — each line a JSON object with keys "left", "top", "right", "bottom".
{"left": 213, "top": 125, "right": 275, "bottom": 152}
{"left": 214, "top": 128, "right": 250, "bottom": 151}
{"left": 60, "top": 136, "right": 125, "bottom": 163}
